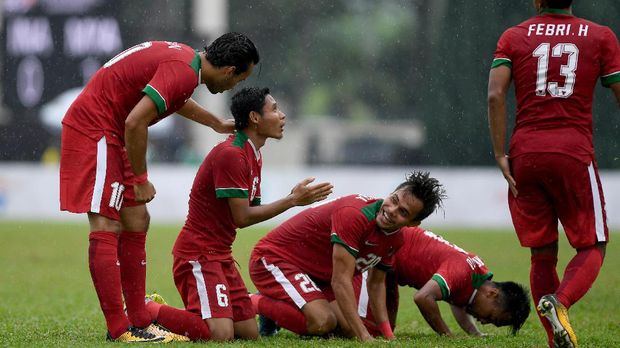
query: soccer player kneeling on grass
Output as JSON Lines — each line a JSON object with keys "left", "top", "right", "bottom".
{"left": 249, "top": 171, "right": 445, "bottom": 342}
{"left": 353, "top": 226, "right": 530, "bottom": 338}
{"left": 142, "top": 87, "right": 333, "bottom": 342}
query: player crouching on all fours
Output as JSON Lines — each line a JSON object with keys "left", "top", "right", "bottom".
{"left": 353, "top": 226, "right": 530, "bottom": 338}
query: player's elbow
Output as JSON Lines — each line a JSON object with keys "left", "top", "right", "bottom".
{"left": 487, "top": 89, "right": 506, "bottom": 107}
{"left": 232, "top": 216, "right": 251, "bottom": 228}
{"left": 413, "top": 291, "right": 432, "bottom": 307}
{"left": 125, "top": 117, "right": 141, "bottom": 133}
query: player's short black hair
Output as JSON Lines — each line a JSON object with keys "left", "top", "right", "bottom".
{"left": 205, "top": 32, "right": 260, "bottom": 75}
{"left": 395, "top": 171, "right": 446, "bottom": 221}
{"left": 545, "top": 0, "right": 573, "bottom": 8}
{"left": 230, "top": 87, "right": 270, "bottom": 131}
{"left": 494, "top": 281, "right": 531, "bottom": 335}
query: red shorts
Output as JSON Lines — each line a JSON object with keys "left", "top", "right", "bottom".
{"left": 59, "top": 126, "right": 140, "bottom": 221}
{"left": 173, "top": 255, "right": 254, "bottom": 321}
{"left": 249, "top": 251, "right": 334, "bottom": 309}
{"left": 509, "top": 153, "right": 608, "bottom": 248}
{"left": 352, "top": 271, "right": 398, "bottom": 336}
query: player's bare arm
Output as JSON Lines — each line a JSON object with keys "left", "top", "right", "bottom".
{"left": 125, "top": 95, "right": 160, "bottom": 203}
{"left": 487, "top": 65, "right": 517, "bottom": 197}
{"left": 450, "top": 304, "right": 483, "bottom": 336}
{"left": 366, "top": 268, "right": 394, "bottom": 339}
{"left": 177, "top": 98, "right": 235, "bottom": 134}
{"left": 413, "top": 279, "right": 453, "bottom": 336}
{"left": 331, "top": 244, "right": 374, "bottom": 342}
{"left": 227, "top": 177, "right": 333, "bottom": 228}
{"left": 611, "top": 83, "right": 620, "bottom": 108}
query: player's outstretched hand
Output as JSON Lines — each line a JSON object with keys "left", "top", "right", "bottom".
{"left": 290, "top": 177, "right": 333, "bottom": 206}
{"left": 134, "top": 181, "right": 156, "bottom": 203}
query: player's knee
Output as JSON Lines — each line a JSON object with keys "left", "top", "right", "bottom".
{"left": 209, "top": 327, "right": 234, "bottom": 342}
{"left": 205, "top": 319, "right": 235, "bottom": 342}
{"left": 305, "top": 311, "right": 337, "bottom": 335}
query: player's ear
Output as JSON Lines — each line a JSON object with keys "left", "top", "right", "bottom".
{"left": 249, "top": 110, "right": 261, "bottom": 125}
{"left": 487, "top": 286, "right": 500, "bottom": 299}
{"left": 224, "top": 65, "right": 236, "bottom": 77}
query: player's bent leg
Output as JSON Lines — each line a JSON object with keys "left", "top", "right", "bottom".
{"left": 205, "top": 318, "right": 235, "bottom": 341}
{"left": 120, "top": 204, "right": 150, "bottom": 232}
{"left": 556, "top": 243, "right": 605, "bottom": 309}
{"left": 233, "top": 318, "right": 259, "bottom": 340}
{"left": 301, "top": 299, "right": 337, "bottom": 335}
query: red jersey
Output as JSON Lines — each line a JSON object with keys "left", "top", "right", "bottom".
{"left": 253, "top": 195, "right": 404, "bottom": 283}
{"left": 173, "top": 131, "right": 262, "bottom": 260}
{"left": 492, "top": 9, "right": 620, "bottom": 163}
{"left": 393, "top": 227, "right": 492, "bottom": 307}
{"left": 62, "top": 41, "right": 201, "bottom": 146}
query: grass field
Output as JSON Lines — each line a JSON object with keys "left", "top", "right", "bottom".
{"left": 0, "top": 221, "right": 618, "bottom": 347}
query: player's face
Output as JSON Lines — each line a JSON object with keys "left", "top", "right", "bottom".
{"left": 466, "top": 295, "right": 511, "bottom": 327}
{"left": 256, "top": 94, "right": 286, "bottom": 140}
{"left": 376, "top": 189, "right": 423, "bottom": 232}
{"left": 207, "top": 64, "right": 255, "bottom": 94}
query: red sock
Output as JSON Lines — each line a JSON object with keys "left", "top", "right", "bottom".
{"left": 152, "top": 304, "right": 211, "bottom": 341}
{"left": 531, "top": 253, "right": 560, "bottom": 347}
{"left": 256, "top": 294, "right": 307, "bottom": 335}
{"left": 89, "top": 231, "right": 129, "bottom": 338}
{"left": 118, "top": 231, "right": 150, "bottom": 328}
{"left": 556, "top": 246, "right": 604, "bottom": 309}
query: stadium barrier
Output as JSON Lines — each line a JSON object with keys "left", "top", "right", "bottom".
{"left": 1, "top": 163, "right": 618, "bottom": 229}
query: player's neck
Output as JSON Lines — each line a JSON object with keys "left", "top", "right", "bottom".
{"left": 243, "top": 128, "right": 267, "bottom": 150}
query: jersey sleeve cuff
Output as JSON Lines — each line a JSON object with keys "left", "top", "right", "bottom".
{"left": 143, "top": 84, "right": 167, "bottom": 114}
{"left": 491, "top": 58, "right": 512, "bottom": 69}
{"left": 601, "top": 72, "right": 620, "bottom": 87}
{"left": 215, "top": 188, "right": 249, "bottom": 198}
{"left": 330, "top": 233, "right": 359, "bottom": 258}
{"left": 431, "top": 274, "right": 450, "bottom": 299}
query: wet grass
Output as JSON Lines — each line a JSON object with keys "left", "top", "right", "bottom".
{"left": 0, "top": 221, "right": 618, "bottom": 347}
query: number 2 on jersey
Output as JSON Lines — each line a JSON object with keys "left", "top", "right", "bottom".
{"left": 533, "top": 42, "right": 579, "bottom": 98}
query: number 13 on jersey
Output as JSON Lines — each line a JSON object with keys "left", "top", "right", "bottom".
{"left": 533, "top": 42, "right": 579, "bottom": 98}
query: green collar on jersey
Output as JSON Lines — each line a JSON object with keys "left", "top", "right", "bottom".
{"left": 472, "top": 272, "right": 494, "bottom": 289}
{"left": 361, "top": 199, "right": 383, "bottom": 221}
{"left": 540, "top": 8, "right": 573, "bottom": 16}
{"left": 191, "top": 50, "right": 201, "bottom": 82}
{"left": 233, "top": 130, "right": 249, "bottom": 148}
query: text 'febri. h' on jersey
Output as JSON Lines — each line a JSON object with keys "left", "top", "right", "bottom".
{"left": 173, "top": 131, "right": 262, "bottom": 260}
{"left": 253, "top": 195, "right": 404, "bottom": 283}
{"left": 394, "top": 226, "right": 492, "bottom": 307}
{"left": 62, "top": 41, "right": 201, "bottom": 146}
{"left": 492, "top": 10, "right": 620, "bottom": 163}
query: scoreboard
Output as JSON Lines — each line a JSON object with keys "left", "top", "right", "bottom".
{"left": 2, "top": 0, "right": 123, "bottom": 114}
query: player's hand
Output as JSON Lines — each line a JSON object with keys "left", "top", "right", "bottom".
{"left": 214, "top": 118, "right": 235, "bottom": 134}
{"left": 495, "top": 155, "right": 517, "bottom": 197}
{"left": 134, "top": 181, "right": 156, "bottom": 203}
{"left": 359, "top": 333, "right": 375, "bottom": 343}
{"left": 289, "top": 177, "right": 333, "bottom": 206}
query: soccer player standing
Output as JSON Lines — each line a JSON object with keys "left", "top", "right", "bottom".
{"left": 487, "top": 1, "right": 620, "bottom": 347}
{"left": 143, "top": 87, "right": 333, "bottom": 342}
{"left": 249, "top": 171, "right": 445, "bottom": 342}
{"left": 59, "top": 33, "right": 259, "bottom": 342}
